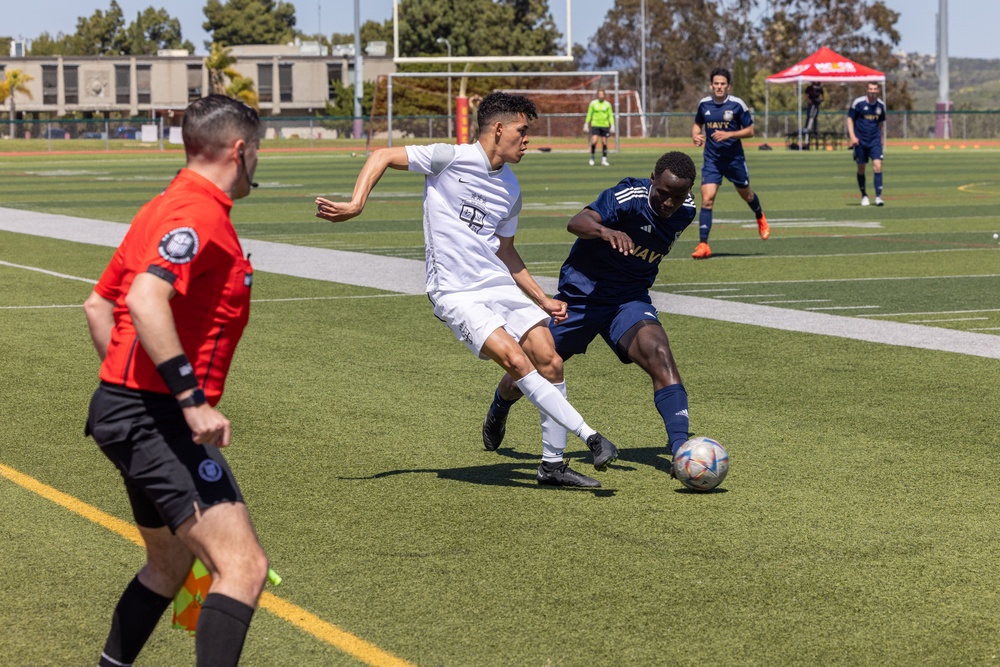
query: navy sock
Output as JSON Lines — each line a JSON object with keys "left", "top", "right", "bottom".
{"left": 654, "top": 384, "right": 690, "bottom": 456}
{"left": 490, "top": 385, "right": 518, "bottom": 417}
{"left": 857, "top": 173, "right": 866, "bottom": 195}
{"left": 874, "top": 172, "right": 883, "bottom": 196}
{"left": 195, "top": 593, "right": 255, "bottom": 667}
{"left": 698, "top": 208, "right": 713, "bottom": 242}
{"left": 99, "top": 576, "right": 172, "bottom": 667}
{"left": 747, "top": 193, "right": 763, "bottom": 217}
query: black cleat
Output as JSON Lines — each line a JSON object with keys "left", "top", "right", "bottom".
{"left": 586, "top": 432, "right": 619, "bottom": 471}
{"left": 482, "top": 405, "right": 508, "bottom": 451}
{"left": 537, "top": 462, "right": 601, "bottom": 488}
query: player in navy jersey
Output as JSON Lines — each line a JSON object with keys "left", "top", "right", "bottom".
{"left": 482, "top": 152, "right": 699, "bottom": 472}
{"left": 847, "top": 82, "right": 887, "bottom": 206}
{"left": 690, "top": 67, "right": 769, "bottom": 259}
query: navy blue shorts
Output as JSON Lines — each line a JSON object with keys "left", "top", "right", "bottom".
{"left": 853, "top": 142, "right": 883, "bottom": 164}
{"left": 86, "top": 382, "right": 243, "bottom": 532}
{"left": 550, "top": 298, "right": 662, "bottom": 363}
{"left": 701, "top": 155, "right": 750, "bottom": 188}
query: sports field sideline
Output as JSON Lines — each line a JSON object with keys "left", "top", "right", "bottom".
{"left": 2, "top": 147, "right": 999, "bottom": 666}
{"left": 2, "top": 206, "right": 997, "bottom": 359}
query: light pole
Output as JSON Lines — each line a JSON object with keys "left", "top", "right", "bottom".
{"left": 436, "top": 37, "right": 452, "bottom": 139}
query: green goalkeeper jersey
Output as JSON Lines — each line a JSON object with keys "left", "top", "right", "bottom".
{"left": 586, "top": 99, "right": 614, "bottom": 128}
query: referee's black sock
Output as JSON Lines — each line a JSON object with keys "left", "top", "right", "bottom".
{"left": 195, "top": 593, "right": 255, "bottom": 667}
{"left": 99, "top": 576, "right": 172, "bottom": 667}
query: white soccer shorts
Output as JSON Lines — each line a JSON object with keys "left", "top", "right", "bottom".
{"left": 429, "top": 284, "right": 550, "bottom": 360}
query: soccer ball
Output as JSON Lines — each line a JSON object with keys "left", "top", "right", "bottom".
{"left": 673, "top": 436, "right": 729, "bottom": 491}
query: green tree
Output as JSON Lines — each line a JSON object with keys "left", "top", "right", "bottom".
{"left": 203, "top": 0, "right": 297, "bottom": 47}
{"left": 396, "top": 0, "right": 561, "bottom": 67}
{"left": 589, "top": 0, "right": 725, "bottom": 112}
{"left": 329, "top": 19, "right": 392, "bottom": 49}
{"left": 26, "top": 32, "right": 75, "bottom": 56}
{"left": 0, "top": 69, "right": 34, "bottom": 138}
{"left": 126, "top": 7, "right": 196, "bottom": 55}
{"left": 71, "top": 0, "right": 129, "bottom": 55}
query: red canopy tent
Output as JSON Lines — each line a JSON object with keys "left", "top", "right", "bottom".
{"left": 764, "top": 46, "right": 885, "bottom": 148}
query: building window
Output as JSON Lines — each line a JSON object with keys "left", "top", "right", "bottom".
{"left": 115, "top": 65, "right": 130, "bottom": 104}
{"left": 42, "top": 65, "right": 58, "bottom": 105}
{"left": 257, "top": 64, "right": 273, "bottom": 103}
{"left": 64, "top": 65, "right": 79, "bottom": 104}
{"left": 187, "top": 64, "right": 202, "bottom": 102}
{"left": 327, "top": 63, "right": 342, "bottom": 99}
{"left": 279, "top": 63, "right": 293, "bottom": 102}
{"left": 136, "top": 64, "right": 151, "bottom": 105}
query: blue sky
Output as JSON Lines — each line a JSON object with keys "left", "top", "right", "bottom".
{"left": 5, "top": 0, "right": 996, "bottom": 60}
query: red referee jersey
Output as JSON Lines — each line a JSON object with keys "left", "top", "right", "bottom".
{"left": 96, "top": 168, "right": 253, "bottom": 405}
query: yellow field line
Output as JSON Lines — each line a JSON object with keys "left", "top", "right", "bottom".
{"left": 0, "top": 462, "right": 416, "bottom": 667}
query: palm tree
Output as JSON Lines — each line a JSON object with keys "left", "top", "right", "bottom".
{"left": 203, "top": 42, "right": 258, "bottom": 110}
{"left": 226, "top": 74, "right": 259, "bottom": 110}
{"left": 204, "top": 42, "right": 236, "bottom": 95}
{"left": 0, "top": 69, "right": 34, "bottom": 138}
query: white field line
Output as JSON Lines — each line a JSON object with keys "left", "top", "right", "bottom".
{"left": 0, "top": 260, "right": 97, "bottom": 284}
{"left": 860, "top": 308, "right": 1000, "bottom": 318}
{"left": 2, "top": 207, "right": 999, "bottom": 359}
{"left": 805, "top": 305, "right": 882, "bottom": 311}
{"left": 909, "top": 317, "right": 989, "bottom": 323}
{"left": 666, "top": 274, "right": 1000, "bottom": 288}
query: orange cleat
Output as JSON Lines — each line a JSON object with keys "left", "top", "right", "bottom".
{"left": 757, "top": 214, "right": 770, "bottom": 240}
{"left": 691, "top": 242, "right": 712, "bottom": 259}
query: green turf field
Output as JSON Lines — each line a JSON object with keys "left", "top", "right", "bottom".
{"left": 1, "top": 145, "right": 998, "bottom": 666}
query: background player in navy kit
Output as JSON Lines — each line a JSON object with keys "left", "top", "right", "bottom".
{"left": 690, "top": 67, "right": 769, "bottom": 260}
{"left": 847, "top": 82, "right": 887, "bottom": 206}
{"left": 482, "top": 152, "right": 698, "bottom": 468}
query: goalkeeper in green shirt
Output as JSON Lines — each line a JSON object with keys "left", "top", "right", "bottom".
{"left": 584, "top": 89, "right": 615, "bottom": 166}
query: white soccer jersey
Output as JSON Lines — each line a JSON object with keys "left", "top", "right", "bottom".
{"left": 406, "top": 143, "right": 522, "bottom": 293}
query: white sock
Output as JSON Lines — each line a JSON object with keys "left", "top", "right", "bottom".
{"left": 515, "top": 371, "right": 597, "bottom": 444}
{"left": 540, "top": 381, "right": 568, "bottom": 462}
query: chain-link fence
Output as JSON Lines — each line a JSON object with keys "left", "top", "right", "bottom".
{"left": 1, "top": 110, "right": 998, "bottom": 152}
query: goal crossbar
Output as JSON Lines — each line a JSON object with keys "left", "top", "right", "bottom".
{"left": 385, "top": 70, "right": 621, "bottom": 149}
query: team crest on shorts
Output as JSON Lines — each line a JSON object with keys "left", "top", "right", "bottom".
{"left": 723, "top": 110, "right": 734, "bottom": 122}
{"left": 158, "top": 227, "right": 200, "bottom": 264}
{"left": 198, "top": 459, "right": 223, "bottom": 482}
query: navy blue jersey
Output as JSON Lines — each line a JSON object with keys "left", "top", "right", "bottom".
{"left": 694, "top": 95, "right": 753, "bottom": 162}
{"left": 848, "top": 95, "right": 886, "bottom": 146}
{"left": 557, "top": 177, "right": 697, "bottom": 304}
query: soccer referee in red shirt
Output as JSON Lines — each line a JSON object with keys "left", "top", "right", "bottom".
{"left": 83, "top": 95, "right": 265, "bottom": 667}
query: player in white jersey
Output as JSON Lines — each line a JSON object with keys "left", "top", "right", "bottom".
{"left": 315, "top": 92, "right": 619, "bottom": 488}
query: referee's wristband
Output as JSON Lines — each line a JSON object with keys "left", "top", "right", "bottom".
{"left": 156, "top": 354, "right": 199, "bottom": 395}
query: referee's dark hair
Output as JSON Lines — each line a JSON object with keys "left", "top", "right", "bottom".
{"left": 183, "top": 95, "right": 260, "bottom": 159}
{"left": 653, "top": 152, "right": 696, "bottom": 183}
{"left": 710, "top": 67, "right": 731, "bottom": 84}
{"left": 477, "top": 92, "right": 538, "bottom": 135}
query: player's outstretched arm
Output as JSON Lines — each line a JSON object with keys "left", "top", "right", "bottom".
{"left": 568, "top": 208, "right": 633, "bottom": 255}
{"left": 315, "top": 147, "right": 409, "bottom": 223}
{"left": 495, "top": 235, "right": 567, "bottom": 323}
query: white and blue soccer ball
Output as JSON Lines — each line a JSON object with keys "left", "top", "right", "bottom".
{"left": 673, "top": 436, "right": 729, "bottom": 491}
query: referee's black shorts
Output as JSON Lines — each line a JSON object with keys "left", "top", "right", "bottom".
{"left": 86, "top": 382, "right": 244, "bottom": 532}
